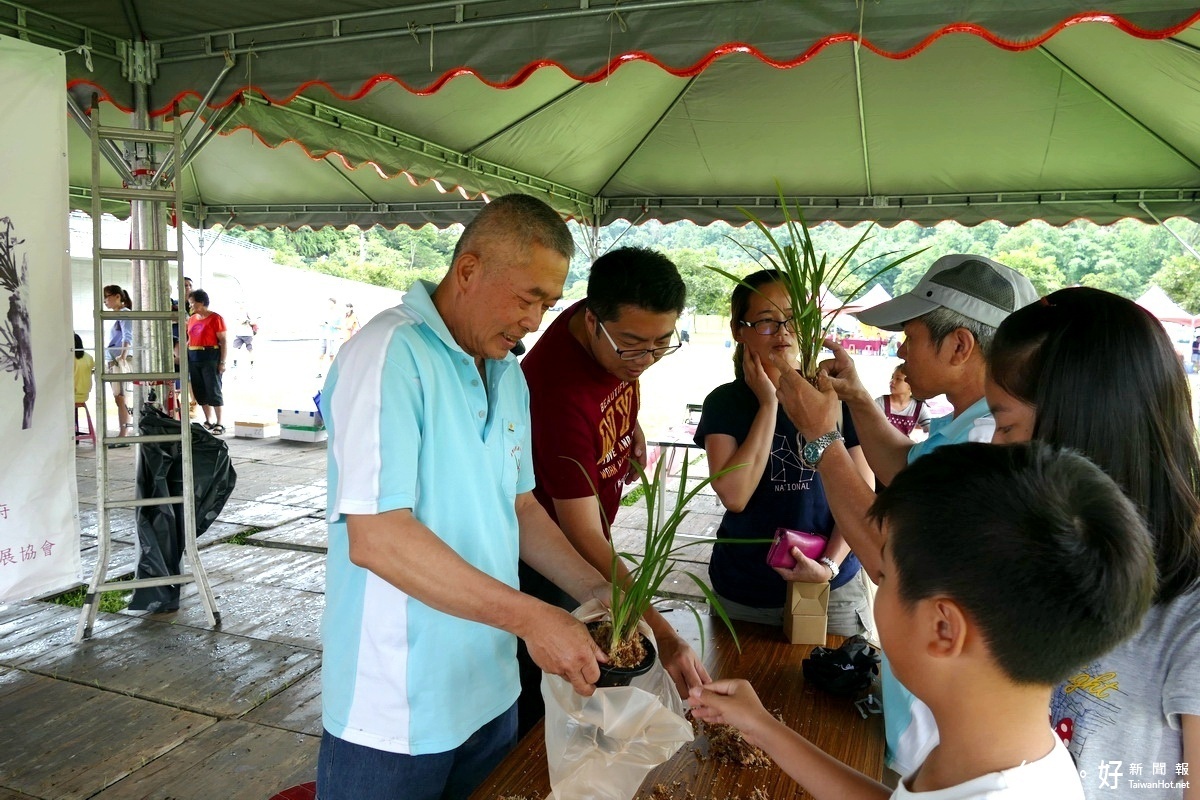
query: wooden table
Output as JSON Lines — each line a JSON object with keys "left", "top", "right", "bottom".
{"left": 471, "top": 607, "right": 883, "bottom": 799}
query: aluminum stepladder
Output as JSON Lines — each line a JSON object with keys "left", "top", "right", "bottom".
{"left": 76, "top": 103, "right": 220, "bottom": 640}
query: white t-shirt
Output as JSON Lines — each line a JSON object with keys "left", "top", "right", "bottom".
{"left": 891, "top": 736, "right": 1083, "bottom": 800}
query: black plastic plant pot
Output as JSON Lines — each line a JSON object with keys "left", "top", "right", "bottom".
{"left": 594, "top": 631, "right": 658, "bottom": 688}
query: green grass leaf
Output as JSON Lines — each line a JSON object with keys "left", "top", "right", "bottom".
{"left": 710, "top": 182, "right": 928, "bottom": 377}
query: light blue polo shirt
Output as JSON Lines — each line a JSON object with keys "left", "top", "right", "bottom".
{"left": 882, "top": 398, "right": 995, "bottom": 775}
{"left": 320, "top": 280, "right": 536, "bottom": 755}
{"left": 907, "top": 397, "right": 996, "bottom": 465}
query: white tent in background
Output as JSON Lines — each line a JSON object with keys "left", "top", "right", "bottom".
{"left": 856, "top": 284, "right": 894, "bottom": 313}
{"left": 848, "top": 283, "right": 896, "bottom": 337}
{"left": 1135, "top": 285, "right": 1198, "bottom": 327}
{"left": 820, "top": 286, "right": 845, "bottom": 314}
{"left": 820, "top": 287, "right": 869, "bottom": 337}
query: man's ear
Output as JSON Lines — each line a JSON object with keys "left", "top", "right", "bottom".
{"left": 925, "top": 597, "right": 969, "bottom": 660}
{"left": 452, "top": 252, "right": 481, "bottom": 289}
{"left": 943, "top": 327, "right": 977, "bottom": 367}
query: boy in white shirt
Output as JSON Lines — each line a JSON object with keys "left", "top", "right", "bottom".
{"left": 690, "top": 441, "right": 1156, "bottom": 799}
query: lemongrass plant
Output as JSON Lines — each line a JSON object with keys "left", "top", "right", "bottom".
{"left": 573, "top": 455, "right": 743, "bottom": 661}
{"left": 709, "top": 184, "right": 927, "bottom": 379}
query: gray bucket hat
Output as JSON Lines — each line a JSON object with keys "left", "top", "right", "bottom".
{"left": 857, "top": 254, "right": 1040, "bottom": 332}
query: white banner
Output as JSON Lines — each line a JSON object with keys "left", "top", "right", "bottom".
{"left": 0, "top": 36, "right": 81, "bottom": 601}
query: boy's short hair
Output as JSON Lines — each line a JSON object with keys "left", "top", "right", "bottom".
{"left": 869, "top": 441, "right": 1155, "bottom": 685}
{"left": 586, "top": 246, "right": 686, "bottom": 322}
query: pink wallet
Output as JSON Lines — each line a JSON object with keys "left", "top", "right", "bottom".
{"left": 766, "top": 528, "right": 827, "bottom": 569}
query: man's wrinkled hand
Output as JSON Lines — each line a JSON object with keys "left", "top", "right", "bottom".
{"left": 524, "top": 605, "right": 608, "bottom": 696}
{"left": 767, "top": 351, "right": 839, "bottom": 440}
{"left": 817, "top": 338, "right": 870, "bottom": 404}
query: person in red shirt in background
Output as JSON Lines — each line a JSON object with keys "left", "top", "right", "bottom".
{"left": 186, "top": 289, "right": 228, "bottom": 434}
{"left": 517, "top": 246, "right": 703, "bottom": 735}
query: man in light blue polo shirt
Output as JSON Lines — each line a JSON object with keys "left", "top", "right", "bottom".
{"left": 769, "top": 254, "right": 1038, "bottom": 780}
{"left": 316, "top": 195, "right": 612, "bottom": 800}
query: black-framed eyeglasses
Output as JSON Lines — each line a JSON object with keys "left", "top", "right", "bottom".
{"left": 596, "top": 319, "right": 682, "bottom": 361}
{"left": 739, "top": 317, "right": 794, "bottom": 336}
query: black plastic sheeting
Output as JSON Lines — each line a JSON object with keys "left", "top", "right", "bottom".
{"left": 128, "top": 405, "right": 237, "bottom": 612}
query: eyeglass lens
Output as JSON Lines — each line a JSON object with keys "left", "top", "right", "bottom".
{"left": 618, "top": 344, "right": 681, "bottom": 361}
{"left": 746, "top": 318, "right": 792, "bottom": 335}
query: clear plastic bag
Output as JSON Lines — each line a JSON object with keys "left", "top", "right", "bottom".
{"left": 542, "top": 600, "right": 694, "bottom": 800}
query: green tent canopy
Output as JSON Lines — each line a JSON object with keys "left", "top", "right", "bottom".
{"left": 6, "top": 1, "right": 1200, "bottom": 229}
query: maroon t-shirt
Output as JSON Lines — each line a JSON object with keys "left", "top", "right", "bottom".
{"left": 522, "top": 301, "right": 639, "bottom": 530}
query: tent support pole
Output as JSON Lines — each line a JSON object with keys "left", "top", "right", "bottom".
{"left": 584, "top": 220, "right": 603, "bottom": 264}
{"left": 129, "top": 82, "right": 174, "bottom": 378}
{"left": 151, "top": 53, "right": 237, "bottom": 185}
{"left": 601, "top": 208, "right": 647, "bottom": 256}
{"left": 1140, "top": 201, "right": 1200, "bottom": 262}
{"left": 174, "top": 53, "right": 236, "bottom": 153}
{"left": 239, "top": 89, "right": 596, "bottom": 212}
{"left": 67, "top": 93, "right": 135, "bottom": 184}
{"left": 166, "top": 102, "right": 243, "bottom": 185}
{"left": 152, "top": 0, "right": 750, "bottom": 64}
{"left": 321, "top": 157, "right": 379, "bottom": 204}
{"left": 852, "top": 1, "right": 873, "bottom": 198}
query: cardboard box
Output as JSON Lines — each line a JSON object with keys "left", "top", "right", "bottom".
{"left": 279, "top": 424, "right": 328, "bottom": 443}
{"left": 278, "top": 408, "right": 323, "bottom": 427}
{"left": 234, "top": 421, "right": 280, "bottom": 439}
{"left": 783, "top": 581, "right": 829, "bottom": 645}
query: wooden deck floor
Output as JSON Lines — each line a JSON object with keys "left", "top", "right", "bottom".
{"left": 1, "top": 437, "right": 722, "bottom": 799}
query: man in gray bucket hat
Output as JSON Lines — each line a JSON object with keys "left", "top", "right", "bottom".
{"left": 857, "top": 252, "right": 1040, "bottom": 332}
{"left": 767, "top": 253, "right": 1039, "bottom": 778}
{"left": 789, "top": 253, "right": 1040, "bottom": 486}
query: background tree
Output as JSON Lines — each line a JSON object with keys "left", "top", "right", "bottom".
{"left": 219, "top": 217, "right": 1200, "bottom": 305}
{"left": 994, "top": 244, "right": 1066, "bottom": 296}
{"left": 1153, "top": 254, "right": 1200, "bottom": 312}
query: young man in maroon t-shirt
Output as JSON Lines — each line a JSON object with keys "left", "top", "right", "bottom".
{"left": 517, "top": 246, "right": 702, "bottom": 734}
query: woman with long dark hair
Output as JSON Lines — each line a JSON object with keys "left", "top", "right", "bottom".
{"left": 102, "top": 284, "right": 134, "bottom": 437}
{"left": 694, "top": 269, "right": 875, "bottom": 635}
{"left": 73, "top": 332, "right": 94, "bottom": 406}
{"left": 986, "top": 287, "right": 1200, "bottom": 799}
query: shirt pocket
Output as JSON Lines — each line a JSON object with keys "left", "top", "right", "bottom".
{"left": 500, "top": 417, "right": 525, "bottom": 497}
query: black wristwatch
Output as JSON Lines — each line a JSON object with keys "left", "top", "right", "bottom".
{"left": 801, "top": 430, "right": 844, "bottom": 469}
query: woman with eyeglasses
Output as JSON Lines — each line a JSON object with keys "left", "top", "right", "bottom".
{"left": 694, "top": 269, "right": 875, "bottom": 635}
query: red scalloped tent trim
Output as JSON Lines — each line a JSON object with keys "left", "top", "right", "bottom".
{"left": 207, "top": 122, "right": 491, "bottom": 203}
{"left": 68, "top": 9, "right": 1200, "bottom": 116}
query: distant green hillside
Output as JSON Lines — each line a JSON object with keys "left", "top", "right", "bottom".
{"left": 222, "top": 217, "right": 1200, "bottom": 316}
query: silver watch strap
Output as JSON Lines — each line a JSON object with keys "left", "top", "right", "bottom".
{"left": 819, "top": 556, "right": 840, "bottom": 581}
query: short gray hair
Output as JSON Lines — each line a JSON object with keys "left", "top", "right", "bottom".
{"left": 451, "top": 194, "right": 574, "bottom": 266}
{"left": 920, "top": 306, "right": 997, "bottom": 358}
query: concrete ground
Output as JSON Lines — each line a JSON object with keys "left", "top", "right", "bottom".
{"left": 1, "top": 417, "right": 722, "bottom": 799}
